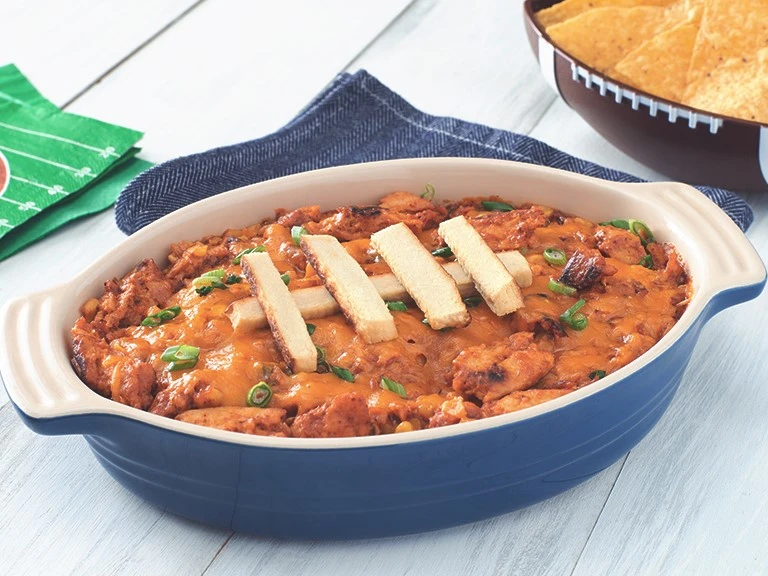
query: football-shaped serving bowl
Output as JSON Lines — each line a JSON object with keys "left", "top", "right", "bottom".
{"left": 0, "top": 158, "right": 765, "bottom": 539}
{"left": 523, "top": 0, "right": 768, "bottom": 193}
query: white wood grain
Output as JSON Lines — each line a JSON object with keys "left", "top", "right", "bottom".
{"left": 0, "top": 0, "right": 201, "bottom": 106}
{"left": 66, "top": 0, "right": 415, "bottom": 161}
{"left": 2, "top": 0, "right": 767, "bottom": 574}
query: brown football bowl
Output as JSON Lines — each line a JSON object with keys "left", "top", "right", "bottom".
{"left": 523, "top": 0, "right": 768, "bottom": 193}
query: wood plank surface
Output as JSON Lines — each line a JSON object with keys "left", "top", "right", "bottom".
{"left": 0, "top": 0, "right": 201, "bottom": 106}
{"left": 66, "top": 0, "right": 416, "bottom": 161}
{"left": 1, "top": 0, "right": 767, "bottom": 574}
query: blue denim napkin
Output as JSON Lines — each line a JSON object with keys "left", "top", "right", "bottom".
{"left": 116, "top": 70, "right": 753, "bottom": 234}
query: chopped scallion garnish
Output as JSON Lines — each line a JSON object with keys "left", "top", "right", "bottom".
{"left": 421, "top": 183, "right": 436, "bottom": 201}
{"left": 161, "top": 344, "right": 200, "bottom": 371}
{"left": 431, "top": 246, "right": 453, "bottom": 258}
{"left": 330, "top": 365, "right": 355, "bottom": 382}
{"left": 233, "top": 246, "right": 266, "bottom": 265}
{"left": 141, "top": 305, "right": 181, "bottom": 328}
{"left": 481, "top": 200, "right": 514, "bottom": 212}
{"left": 315, "top": 344, "right": 355, "bottom": 382}
{"left": 192, "top": 269, "right": 226, "bottom": 288}
{"left": 225, "top": 274, "right": 242, "bottom": 284}
{"left": 560, "top": 299, "right": 588, "bottom": 331}
{"left": 280, "top": 272, "right": 290, "bottom": 285}
{"left": 548, "top": 278, "right": 577, "bottom": 296}
{"left": 543, "top": 247, "right": 567, "bottom": 266}
{"left": 246, "top": 382, "right": 272, "bottom": 407}
{"left": 306, "top": 323, "right": 316, "bottom": 335}
{"left": 193, "top": 270, "right": 231, "bottom": 296}
{"left": 386, "top": 301, "right": 408, "bottom": 312}
{"left": 463, "top": 296, "right": 483, "bottom": 308}
{"left": 291, "top": 225, "right": 308, "bottom": 246}
{"left": 600, "top": 219, "right": 630, "bottom": 230}
{"left": 600, "top": 219, "right": 655, "bottom": 245}
{"left": 628, "top": 219, "right": 654, "bottom": 245}
{"left": 380, "top": 376, "right": 407, "bottom": 398}
{"left": 589, "top": 370, "right": 607, "bottom": 380}
{"left": 639, "top": 254, "right": 653, "bottom": 269}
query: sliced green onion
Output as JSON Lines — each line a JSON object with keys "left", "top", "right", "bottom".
{"left": 280, "top": 272, "right": 290, "bottom": 285}
{"left": 380, "top": 376, "right": 407, "bottom": 398}
{"left": 161, "top": 344, "right": 200, "bottom": 371}
{"left": 386, "top": 301, "right": 408, "bottom": 312}
{"left": 291, "top": 225, "right": 308, "bottom": 246}
{"left": 463, "top": 296, "right": 483, "bottom": 308}
{"left": 201, "top": 269, "right": 226, "bottom": 278}
{"left": 600, "top": 219, "right": 630, "bottom": 230}
{"left": 629, "top": 219, "right": 655, "bottom": 245}
{"left": 548, "top": 279, "right": 577, "bottom": 296}
{"left": 639, "top": 254, "right": 653, "bottom": 269}
{"left": 246, "top": 382, "right": 272, "bottom": 407}
{"left": 589, "top": 370, "right": 607, "bottom": 380}
{"left": 431, "top": 246, "right": 453, "bottom": 258}
{"left": 306, "top": 323, "right": 316, "bottom": 335}
{"left": 315, "top": 345, "right": 327, "bottom": 366}
{"left": 195, "top": 285, "right": 214, "bottom": 296}
{"left": 330, "top": 365, "right": 355, "bottom": 382}
{"left": 210, "top": 280, "right": 228, "bottom": 290}
{"left": 233, "top": 246, "right": 266, "bottom": 265}
{"left": 141, "top": 305, "right": 181, "bottom": 327}
{"left": 168, "top": 360, "right": 198, "bottom": 371}
{"left": 481, "top": 200, "right": 514, "bottom": 212}
{"left": 192, "top": 269, "right": 226, "bottom": 288}
{"left": 421, "top": 183, "right": 436, "bottom": 201}
{"left": 560, "top": 299, "right": 588, "bottom": 331}
{"left": 225, "top": 274, "right": 242, "bottom": 284}
{"left": 569, "top": 314, "right": 588, "bottom": 330}
{"left": 543, "top": 247, "right": 567, "bottom": 266}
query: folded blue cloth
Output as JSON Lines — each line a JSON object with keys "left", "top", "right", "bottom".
{"left": 116, "top": 70, "right": 753, "bottom": 233}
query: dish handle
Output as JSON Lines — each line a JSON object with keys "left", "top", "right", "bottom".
{"left": 618, "top": 181, "right": 766, "bottom": 313}
{"left": 0, "top": 289, "right": 109, "bottom": 435}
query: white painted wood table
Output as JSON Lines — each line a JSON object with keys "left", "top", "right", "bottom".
{"left": 1, "top": 1, "right": 767, "bottom": 574}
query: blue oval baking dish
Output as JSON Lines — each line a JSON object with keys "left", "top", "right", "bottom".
{"left": 0, "top": 158, "right": 764, "bottom": 539}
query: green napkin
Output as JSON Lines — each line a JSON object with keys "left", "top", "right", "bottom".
{"left": 0, "top": 64, "right": 147, "bottom": 259}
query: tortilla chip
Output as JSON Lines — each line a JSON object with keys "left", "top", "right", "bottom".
{"left": 536, "top": 0, "right": 678, "bottom": 28}
{"left": 685, "top": 48, "right": 768, "bottom": 124}
{"left": 546, "top": 6, "right": 680, "bottom": 72}
{"left": 612, "top": 7, "right": 702, "bottom": 101}
{"left": 684, "top": 0, "right": 768, "bottom": 98}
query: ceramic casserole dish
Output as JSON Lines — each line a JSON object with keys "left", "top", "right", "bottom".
{"left": 1, "top": 158, "right": 764, "bottom": 539}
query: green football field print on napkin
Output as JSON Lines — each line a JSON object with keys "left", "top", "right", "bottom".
{"left": 0, "top": 64, "right": 145, "bottom": 259}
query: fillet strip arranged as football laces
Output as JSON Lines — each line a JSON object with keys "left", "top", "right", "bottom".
{"left": 240, "top": 222, "right": 532, "bottom": 368}
{"left": 438, "top": 215, "right": 524, "bottom": 315}
{"left": 241, "top": 252, "right": 318, "bottom": 373}
{"left": 228, "top": 250, "right": 532, "bottom": 332}
{"left": 370, "top": 222, "right": 470, "bottom": 330}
